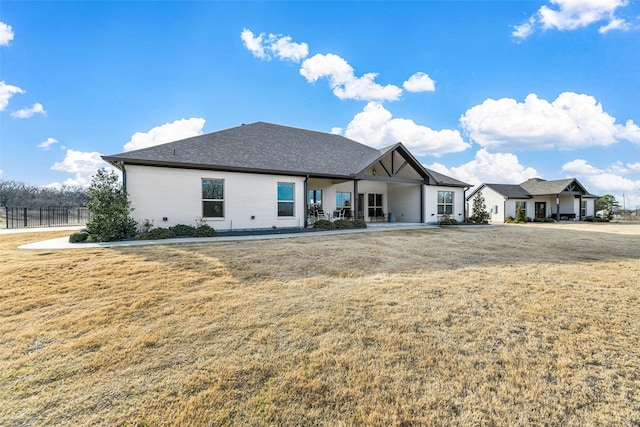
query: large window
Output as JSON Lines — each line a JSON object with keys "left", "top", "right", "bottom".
{"left": 336, "top": 192, "right": 351, "bottom": 210}
{"left": 202, "top": 179, "right": 224, "bottom": 218}
{"left": 278, "top": 182, "right": 295, "bottom": 217}
{"left": 437, "top": 191, "right": 454, "bottom": 215}
{"left": 581, "top": 200, "right": 587, "bottom": 218}
{"left": 516, "top": 201, "right": 527, "bottom": 212}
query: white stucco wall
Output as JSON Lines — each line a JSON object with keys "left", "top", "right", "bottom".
{"left": 125, "top": 165, "right": 305, "bottom": 231}
{"left": 425, "top": 186, "right": 467, "bottom": 224}
{"left": 468, "top": 187, "right": 506, "bottom": 223}
{"left": 387, "top": 184, "right": 421, "bottom": 223}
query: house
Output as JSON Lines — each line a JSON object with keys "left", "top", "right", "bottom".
{"left": 466, "top": 178, "right": 598, "bottom": 223}
{"left": 102, "top": 122, "right": 470, "bottom": 231}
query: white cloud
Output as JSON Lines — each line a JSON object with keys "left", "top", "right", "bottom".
{"left": 562, "top": 158, "right": 640, "bottom": 206}
{"left": 38, "top": 137, "right": 59, "bottom": 150}
{"left": 599, "top": 17, "right": 632, "bottom": 33}
{"left": 460, "top": 92, "right": 638, "bottom": 152}
{"left": 0, "top": 169, "right": 3, "bottom": 179}
{"left": 50, "top": 149, "right": 109, "bottom": 188}
{"left": 11, "top": 102, "right": 45, "bottom": 119}
{"left": 344, "top": 102, "right": 470, "bottom": 156}
{"left": 300, "top": 54, "right": 403, "bottom": 102}
{"left": 0, "top": 81, "right": 24, "bottom": 112}
{"left": 615, "top": 119, "right": 640, "bottom": 144}
{"left": 124, "top": 117, "right": 206, "bottom": 152}
{"left": 0, "top": 22, "right": 14, "bottom": 46}
{"left": 240, "top": 28, "right": 309, "bottom": 62}
{"left": 426, "top": 149, "right": 539, "bottom": 187}
{"left": 513, "top": 0, "right": 634, "bottom": 39}
{"left": 241, "top": 29, "right": 268, "bottom": 59}
{"left": 403, "top": 72, "right": 436, "bottom": 93}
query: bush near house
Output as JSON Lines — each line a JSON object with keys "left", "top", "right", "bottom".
{"left": 313, "top": 219, "right": 335, "bottom": 230}
{"left": 438, "top": 214, "right": 458, "bottom": 225}
{"left": 135, "top": 224, "right": 216, "bottom": 240}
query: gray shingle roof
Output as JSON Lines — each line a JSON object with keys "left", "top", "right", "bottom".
{"left": 471, "top": 178, "right": 595, "bottom": 200}
{"left": 103, "top": 121, "right": 470, "bottom": 187}
{"left": 484, "top": 183, "right": 531, "bottom": 198}
{"left": 424, "top": 167, "right": 471, "bottom": 187}
{"left": 103, "top": 122, "right": 380, "bottom": 177}
{"left": 519, "top": 178, "right": 577, "bottom": 195}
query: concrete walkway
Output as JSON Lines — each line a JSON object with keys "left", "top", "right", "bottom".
{"left": 13, "top": 223, "right": 440, "bottom": 250}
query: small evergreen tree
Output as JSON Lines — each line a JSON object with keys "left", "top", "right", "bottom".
{"left": 85, "top": 168, "right": 137, "bottom": 242}
{"left": 515, "top": 204, "right": 526, "bottom": 223}
{"left": 470, "top": 190, "right": 490, "bottom": 223}
{"left": 596, "top": 194, "right": 620, "bottom": 221}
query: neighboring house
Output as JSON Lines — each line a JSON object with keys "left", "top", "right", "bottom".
{"left": 466, "top": 178, "right": 598, "bottom": 223}
{"left": 102, "top": 122, "right": 470, "bottom": 231}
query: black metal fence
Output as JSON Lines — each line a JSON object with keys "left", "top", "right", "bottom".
{"left": 4, "top": 206, "right": 90, "bottom": 229}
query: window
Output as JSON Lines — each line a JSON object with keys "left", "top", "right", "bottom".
{"left": 336, "top": 192, "right": 351, "bottom": 210}
{"left": 437, "top": 191, "right": 454, "bottom": 215}
{"left": 278, "top": 182, "right": 295, "bottom": 217}
{"left": 202, "top": 179, "right": 224, "bottom": 218}
{"left": 516, "top": 201, "right": 527, "bottom": 212}
{"left": 368, "top": 193, "right": 383, "bottom": 217}
{"left": 581, "top": 200, "right": 587, "bottom": 218}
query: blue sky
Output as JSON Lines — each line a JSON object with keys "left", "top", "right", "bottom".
{"left": 1, "top": 1, "right": 639, "bottom": 208}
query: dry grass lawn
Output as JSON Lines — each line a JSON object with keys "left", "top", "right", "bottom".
{"left": 1, "top": 223, "right": 639, "bottom": 426}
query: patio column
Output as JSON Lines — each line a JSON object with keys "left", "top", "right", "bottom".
{"left": 556, "top": 195, "right": 560, "bottom": 222}
{"left": 579, "top": 195, "right": 583, "bottom": 220}
{"left": 304, "top": 176, "right": 309, "bottom": 227}
{"left": 353, "top": 179, "right": 359, "bottom": 220}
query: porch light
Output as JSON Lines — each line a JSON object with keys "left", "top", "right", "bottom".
{"left": 372, "top": 168, "right": 377, "bottom": 176}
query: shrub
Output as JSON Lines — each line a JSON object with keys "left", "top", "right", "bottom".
{"left": 439, "top": 214, "right": 458, "bottom": 225}
{"left": 136, "top": 227, "right": 175, "bottom": 240}
{"left": 333, "top": 219, "right": 355, "bottom": 229}
{"left": 85, "top": 168, "right": 137, "bottom": 242}
{"left": 515, "top": 205, "right": 526, "bottom": 223}
{"left": 169, "top": 224, "right": 196, "bottom": 237}
{"left": 584, "top": 216, "right": 608, "bottom": 223}
{"left": 313, "top": 219, "right": 335, "bottom": 230}
{"left": 352, "top": 219, "right": 367, "bottom": 229}
{"left": 193, "top": 224, "right": 216, "bottom": 237}
{"left": 69, "top": 231, "right": 89, "bottom": 243}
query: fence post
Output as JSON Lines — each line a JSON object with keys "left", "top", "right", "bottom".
{"left": 23, "top": 207, "right": 28, "bottom": 227}
{"left": 5, "top": 206, "right": 7, "bottom": 229}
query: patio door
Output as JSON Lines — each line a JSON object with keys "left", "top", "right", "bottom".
{"left": 308, "top": 190, "right": 322, "bottom": 214}
{"left": 357, "top": 194, "right": 364, "bottom": 220}
{"left": 535, "top": 202, "right": 546, "bottom": 219}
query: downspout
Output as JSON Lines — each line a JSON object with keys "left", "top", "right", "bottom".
{"left": 119, "top": 161, "right": 127, "bottom": 193}
{"left": 420, "top": 184, "right": 425, "bottom": 223}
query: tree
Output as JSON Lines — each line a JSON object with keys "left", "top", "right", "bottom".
{"left": 596, "top": 194, "right": 620, "bottom": 221}
{"left": 470, "top": 190, "right": 490, "bottom": 223}
{"left": 515, "top": 204, "right": 526, "bottom": 223}
{"left": 85, "top": 168, "right": 137, "bottom": 242}
{"left": 0, "top": 179, "right": 87, "bottom": 207}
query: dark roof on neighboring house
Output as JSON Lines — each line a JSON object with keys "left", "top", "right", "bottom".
{"left": 519, "top": 178, "right": 577, "bottom": 195}
{"left": 468, "top": 177, "right": 597, "bottom": 200}
{"left": 484, "top": 183, "right": 531, "bottom": 199}
{"left": 103, "top": 121, "right": 470, "bottom": 187}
